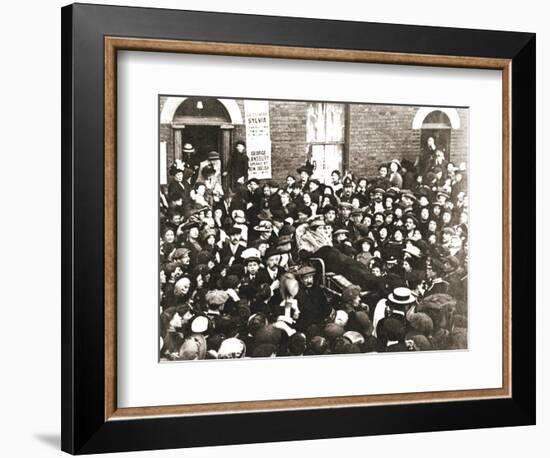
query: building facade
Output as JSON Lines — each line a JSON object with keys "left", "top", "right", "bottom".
{"left": 159, "top": 96, "right": 468, "bottom": 186}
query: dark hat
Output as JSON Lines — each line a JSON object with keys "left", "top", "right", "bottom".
{"left": 341, "top": 284, "right": 361, "bottom": 303}
{"left": 322, "top": 204, "right": 338, "bottom": 215}
{"left": 343, "top": 177, "right": 353, "bottom": 187}
{"left": 226, "top": 226, "right": 242, "bottom": 236}
{"left": 401, "top": 190, "right": 417, "bottom": 202}
{"left": 296, "top": 205, "right": 313, "bottom": 217}
{"left": 268, "top": 179, "right": 280, "bottom": 188}
{"left": 180, "top": 220, "right": 200, "bottom": 232}
{"left": 403, "top": 212, "right": 419, "bottom": 225}
{"left": 220, "top": 274, "right": 240, "bottom": 290}
{"left": 339, "top": 201, "right": 353, "bottom": 210}
{"left": 264, "top": 246, "right": 281, "bottom": 259}
{"left": 246, "top": 177, "right": 260, "bottom": 185}
{"left": 382, "top": 317, "right": 407, "bottom": 341}
{"left": 310, "top": 178, "right": 321, "bottom": 186}
{"left": 288, "top": 332, "right": 307, "bottom": 356}
{"left": 324, "top": 323, "right": 345, "bottom": 340}
{"left": 251, "top": 343, "right": 278, "bottom": 358}
{"left": 309, "top": 335, "right": 330, "bottom": 355}
{"left": 271, "top": 209, "right": 286, "bottom": 222}
{"left": 207, "top": 150, "right": 220, "bottom": 160}
{"left": 295, "top": 265, "right": 316, "bottom": 277}
{"left": 372, "top": 187, "right": 385, "bottom": 195}
{"left": 296, "top": 163, "right": 314, "bottom": 175}
{"left": 350, "top": 208, "right": 364, "bottom": 217}
{"left": 255, "top": 324, "right": 283, "bottom": 346}
{"left": 256, "top": 208, "right": 273, "bottom": 222}
{"left": 409, "top": 312, "right": 434, "bottom": 336}
{"left": 384, "top": 188, "right": 399, "bottom": 199}
{"left": 279, "top": 224, "right": 296, "bottom": 236}
{"left": 234, "top": 140, "right": 246, "bottom": 148}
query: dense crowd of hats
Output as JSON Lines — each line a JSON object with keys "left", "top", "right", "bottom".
{"left": 159, "top": 141, "right": 468, "bottom": 360}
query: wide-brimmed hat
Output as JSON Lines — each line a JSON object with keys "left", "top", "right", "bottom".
{"left": 307, "top": 215, "right": 325, "bottom": 229}
{"left": 190, "top": 315, "right": 210, "bottom": 334}
{"left": 256, "top": 208, "right": 273, "bottom": 222}
{"left": 253, "top": 220, "right": 273, "bottom": 232}
{"left": 207, "top": 150, "right": 220, "bottom": 160}
{"left": 182, "top": 143, "right": 196, "bottom": 154}
{"left": 295, "top": 265, "right": 316, "bottom": 277}
{"left": 388, "top": 287, "right": 416, "bottom": 305}
{"left": 296, "top": 163, "right": 314, "bottom": 175}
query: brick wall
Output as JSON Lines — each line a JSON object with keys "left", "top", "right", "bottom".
{"left": 159, "top": 96, "right": 469, "bottom": 183}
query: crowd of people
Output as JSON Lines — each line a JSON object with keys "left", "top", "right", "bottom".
{"left": 159, "top": 139, "right": 468, "bottom": 361}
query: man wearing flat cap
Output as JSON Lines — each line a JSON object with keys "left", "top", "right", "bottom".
{"left": 294, "top": 265, "right": 331, "bottom": 333}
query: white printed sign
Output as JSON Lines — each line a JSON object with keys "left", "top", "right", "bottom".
{"left": 244, "top": 100, "right": 272, "bottom": 179}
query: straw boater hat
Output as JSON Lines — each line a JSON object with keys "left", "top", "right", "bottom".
{"left": 182, "top": 143, "right": 196, "bottom": 154}
{"left": 388, "top": 287, "right": 416, "bottom": 306}
{"left": 253, "top": 220, "right": 273, "bottom": 233}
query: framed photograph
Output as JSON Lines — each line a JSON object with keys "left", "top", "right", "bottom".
{"left": 61, "top": 3, "right": 536, "bottom": 454}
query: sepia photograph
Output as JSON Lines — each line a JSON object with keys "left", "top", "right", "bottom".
{"left": 158, "top": 95, "right": 469, "bottom": 361}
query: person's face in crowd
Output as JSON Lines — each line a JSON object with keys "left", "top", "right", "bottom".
{"left": 364, "top": 215, "right": 372, "bottom": 227}
{"left": 442, "top": 232, "right": 452, "bottom": 243}
{"left": 374, "top": 214, "right": 384, "bottom": 225}
{"left": 171, "top": 213, "right": 183, "bottom": 225}
{"left": 189, "top": 227, "right": 199, "bottom": 239}
{"left": 174, "top": 171, "right": 184, "bottom": 183}
{"left": 301, "top": 273, "right": 315, "bottom": 289}
{"left": 455, "top": 172, "right": 463, "bottom": 183}
{"left": 343, "top": 185, "right": 353, "bottom": 197}
{"left": 229, "top": 232, "right": 241, "bottom": 244}
{"left": 331, "top": 172, "right": 340, "bottom": 184}
{"left": 390, "top": 162, "right": 399, "bottom": 173}
{"left": 426, "top": 265, "right": 437, "bottom": 280}
{"left": 436, "top": 150, "right": 445, "bottom": 161}
{"left": 420, "top": 208, "right": 430, "bottom": 221}
{"left": 300, "top": 171, "right": 310, "bottom": 183}
{"left": 196, "top": 184, "right": 206, "bottom": 196}
{"left": 442, "top": 211, "right": 452, "bottom": 224}
{"left": 206, "top": 235, "right": 216, "bottom": 246}
{"left": 266, "top": 255, "right": 280, "bottom": 269}
{"left": 297, "top": 211, "right": 308, "bottom": 223}
{"left": 314, "top": 225, "right": 325, "bottom": 237}
{"left": 169, "top": 312, "right": 183, "bottom": 329}
{"left": 361, "top": 241, "right": 371, "bottom": 253}
{"left": 171, "top": 197, "right": 183, "bottom": 207}
{"left": 427, "top": 136, "right": 436, "bottom": 149}
{"left": 302, "top": 193, "right": 312, "bottom": 205}
{"left": 435, "top": 170, "right": 443, "bottom": 180}
{"left": 207, "top": 259, "right": 215, "bottom": 270}
{"left": 164, "top": 229, "right": 175, "bottom": 244}
{"left": 214, "top": 209, "right": 223, "bottom": 221}
{"left": 262, "top": 185, "right": 271, "bottom": 197}
{"left": 281, "top": 192, "right": 290, "bottom": 206}
{"left": 352, "top": 213, "right": 363, "bottom": 224}
{"left": 196, "top": 274, "right": 204, "bottom": 289}
{"left": 178, "top": 277, "right": 192, "bottom": 295}
{"left": 403, "top": 259, "right": 412, "bottom": 273}
{"left": 402, "top": 196, "right": 414, "bottom": 208}
{"left": 236, "top": 143, "right": 246, "bottom": 154}
{"left": 394, "top": 208, "right": 403, "bottom": 219}
{"left": 384, "top": 197, "right": 393, "bottom": 208}
{"left": 325, "top": 209, "right": 336, "bottom": 222}
{"left": 324, "top": 224, "right": 333, "bottom": 238}
{"left": 286, "top": 176, "right": 295, "bottom": 187}
{"left": 460, "top": 212, "right": 468, "bottom": 225}
{"left": 450, "top": 236, "right": 462, "bottom": 250}
{"left": 285, "top": 278, "right": 300, "bottom": 298}
{"left": 428, "top": 220, "right": 438, "bottom": 232}
{"left": 351, "top": 197, "right": 361, "bottom": 209}
{"left": 419, "top": 196, "right": 429, "bottom": 207}
{"left": 342, "top": 207, "right": 351, "bottom": 219}
{"left": 322, "top": 196, "right": 331, "bottom": 207}
{"left": 247, "top": 261, "right": 260, "bottom": 276}
{"left": 258, "top": 242, "right": 269, "bottom": 257}
{"left": 160, "top": 270, "right": 167, "bottom": 284}
{"left": 428, "top": 233, "right": 437, "bottom": 245}
{"left": 433, "top": 205, "right": 442, "bottom": 217}
{"left": 371, "top": 266, "right": 382, "bottom": 277}
{"left": 385, "top": 214, "right": 394, "bottom": 225}
{"left": 335, "top": 232, "right": 347, "bottom": 243}
{"left": 171, "top": 266, "right": 183, "bottom": 282}
{"left": 394, "top": 230, "right": 404, "bottom": 242}
{"left": 405, "top": 217, "right": 416, "bottom": 231}
{"left": 379, "top": 227, "right": 388, "bottom": 240}
{"left": 411, "top": 229, "right": 422, "bottom": 241}
{"left": 358, "top": 179, "right": 367, "bottom": 190}
{"left": 379, "top": 166, "right": 388, "bottom": 178}
{"left": 177, "top": 252, "right": 191, "bottom": 266}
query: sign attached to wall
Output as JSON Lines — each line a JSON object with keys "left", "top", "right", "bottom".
{"left": 244, "top": 100, "right": 272, "bottom": 179}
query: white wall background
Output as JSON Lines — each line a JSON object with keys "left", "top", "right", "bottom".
{"left": 0, "top": 1, "right": 544, "bottom": 456}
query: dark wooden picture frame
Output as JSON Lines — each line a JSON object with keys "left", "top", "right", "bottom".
{"left": 61, "top": 3, "right": 536, "bottom": 454}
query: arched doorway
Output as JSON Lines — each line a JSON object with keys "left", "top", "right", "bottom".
{"left": 170, "top": 97, "right": 238, "bottom": 188}
{"left": 419, "top": 110, "right": 452, "bottom": 161}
